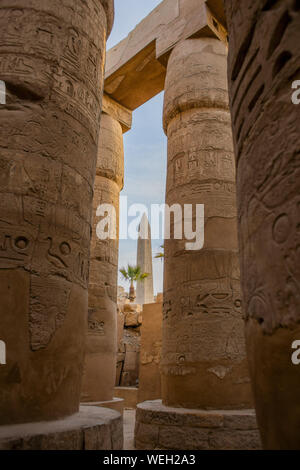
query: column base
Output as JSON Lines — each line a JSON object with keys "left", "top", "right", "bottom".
{"left": 0, "top": 406, "right": 123, "bottom": 450}
{"left": 135, "top": 400, "right": 261, "bottom": 450}
{"left": 82, "top": 397, "right": 124, "bottom": 415}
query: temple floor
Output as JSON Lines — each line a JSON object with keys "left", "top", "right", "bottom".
{"left": 124, "top": 409, "right": 136, "bottom": 450}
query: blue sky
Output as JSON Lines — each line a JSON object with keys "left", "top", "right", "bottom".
{"left": 107, "top": 1, "right": 166, "bottom": 295}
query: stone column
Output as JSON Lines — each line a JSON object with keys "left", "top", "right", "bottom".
{"left": 138, "top": 300, "right": 163, "bottom": 404}
{"left": 224, "top": 0, "right": 300, "bottom": 449}
{"left": 162, "top": 37, "right": 251, "bottom": 410}
{"left": 81, "top": 112, "right": 124, "bottom": 412}
{"left": 0, "top": 0, "right": 118, "bottom": 441}
{"left": 135, "top": 38, "right": 260, "bottom": 450}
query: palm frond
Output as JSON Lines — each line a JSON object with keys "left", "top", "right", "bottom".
{"left": 139, "top": 272, "right": 149, "bottom": 281}
{"left": 120, "top": 264, "right": 149, "bottom": 283}
{"left": 119, "top": 267, "right": 129, "bottom": 280}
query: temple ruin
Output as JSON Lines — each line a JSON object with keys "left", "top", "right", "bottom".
{"left": 0, "top": 0, "right": 299, "bottom": 451}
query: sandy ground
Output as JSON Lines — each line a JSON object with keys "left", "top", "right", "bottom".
{"left": 123, "top": 409, "right": 136, "bottom": 450}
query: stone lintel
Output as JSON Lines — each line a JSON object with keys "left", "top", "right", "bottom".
{"left": 104, "top": 0, "right": 227, "bottom": 110}
{"left": 0, "top": 406, "right": 123, "bottom": 450}
{"left": 102, "top": 93, "right": 132, "bottom": 133}
{"left": 135, "top": 400, "right": 261, "bottom": 450}
{"left": 156, "top": 1, "right": 228, "bottom": 67}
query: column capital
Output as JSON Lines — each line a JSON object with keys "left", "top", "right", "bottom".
{"left": 100, "top": 0, "right": 115, "bottom": 37}
{"left": 96, "top": 113, "right": 124, "bottom": 190}
{"left": 163, "top": 38, "right": 229, "bottom": 134}
{"left": 104, "top": 0, "right": 227, "bottom": 111}
{"left": 102, "top": 94, "right": 132, "bottom": 133}
{"left": 161, "top": 33, "right": 252, "bottom": 410}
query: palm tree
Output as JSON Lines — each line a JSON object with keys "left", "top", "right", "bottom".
{"left": 119, "top": 264, "right": 149, "bottom": 301}
{"left": 154, "top": 245, "right": 164, "bottom": 262}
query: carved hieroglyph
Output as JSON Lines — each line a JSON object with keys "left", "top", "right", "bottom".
{"left": 0, "top": 0, "right": 113, "bottom": 425}
{"left": 161, "top": 38, "right": 253, "bottom": 410}
{"left": 138, "top": 301, "right": 162, "bottom": 404}
{"left": 225, "top": 0, "right": 300, "bottom": 449}
{"left": 81, "top": 113, "right": 124, "bottom": 403}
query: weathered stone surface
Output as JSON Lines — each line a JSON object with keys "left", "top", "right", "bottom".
{"left": 161, "top": 37, "right": 253, "bottom": 410}
{"left": 121, "top": 330, "right": 141, "bottom": 386}
{"left": 116, "top": 306, "right": 125, "bottom": 385}
{"left": 0, "top": 0, "right": 112, "bottom": 425}
{"left": 124, "top": 312, "right": 142, "bottom": 328}
{"left": 82, "top": 112, "right": 124, "bottom": 404}
{"left": 135, "top": 400, "right": 261, "bottom": 450}
{"left": 158, "top": 425, "right": 209, "bottom": 450}
{"left": 136, "top": 402, "right": 224, "bottom": 429}
{"left": 138, "top": 301, "right": 162, "bottom": 404}
{"left": 116, "top": 302, "right": 142, "bottom": 387}
{"left": 223, "top": 410, "right": 258, "bottom": 431}
{"left": 123, "top": 302, "right": 142, "bottom": 314}
{"left": 100, "top": 0, "right": 115, "bottom": 36}
{"left": 224, "top": 0, "right": 300, "bottom": 449}
{"left": 135, "top": 422, "right": 159, "bottom": 446}
{"left": 208, "top": 429, "right": 261, "bottom": 451}
{"left": 81, "top": 397, "right": 124, "bottom": 416}
{"left": 0, "top": 406, "right": 123, "bottom": 450}
{"left": 156, "top": 0, "right": 227, "bottom": 63}
{"left": 123, "top": 302, "right": 142, "bottom": 328}
{"left": 105, "top": 0, "right": 227, "bottom": 110}
{"left": 102, "top": 94, "right": 132, "bottom": 134}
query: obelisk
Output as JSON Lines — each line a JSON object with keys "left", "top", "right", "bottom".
{"left": 136, "top": 214, "right": 154, "bottom": 305}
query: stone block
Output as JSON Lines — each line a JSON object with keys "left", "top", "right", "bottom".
{"left": 223, "top": 410, "right": 258, "bottom": 430}
{"left": 136, "top": 400, "right": 224, "bottom": 428}
{"left": 0, "top": 406, "right": 123, "bottom": 450}
{"left": 209, "top": 429, "right": 261, "bottom": 450}
{"left": 135, "top": 422, "right": 159, "bottom": 447}
{"left": 159, "top": 426, "right": 209, "bottom": 451}
{"left": 135, "top": 400, "right": 261, "bottom": 450}
{"left": 124, "top": 311, "right": 141, "bottom": 327}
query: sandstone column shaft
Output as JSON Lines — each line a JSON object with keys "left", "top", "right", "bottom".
{"left": 161, "top": 38, "right": 253, "bottom": 410}
{"left": 81, "top": 113, "right": 124, "bottom": 403}
{"left": 0, "top": 0, "right": 113, "bottom": 425}
{"left": 225, "top": 0, "right": 300, "bottom": 448}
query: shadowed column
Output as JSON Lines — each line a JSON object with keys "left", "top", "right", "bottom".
{"left": 225, "top": 0, "right": 300, "bottom": 449}
{"left": 161, "top": 38, "right": 253, "bottom": 410}
{"left": 0, "top": 0, "right": 113, "bottom": 425}
{"left": 81, "top": 112, "right": 124, "bottom": 405}
{"left": 135, "top": 38, "right": 260, "bottom": 450}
